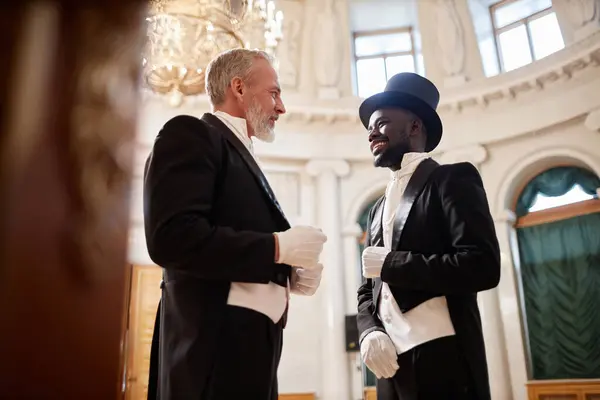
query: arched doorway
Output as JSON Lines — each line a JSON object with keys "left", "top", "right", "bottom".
{"left": 513, "top": 166, "right": 600, "bottom": 381}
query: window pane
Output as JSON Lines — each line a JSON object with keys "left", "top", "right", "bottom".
{"left": 493, "top": 0, "right": 552, "bottom": 28}
{"left": 528, "top": 184, "right": 595, "bottom": 212}
{"left": 498, "top": 24, "right": 532, "bottom": 71}
{"left": 529, "top": 12, "right": 564, "bottom": 60}
{"left": 415, "top": 53, "right": 425, "bottom": 76}
{"left": 385, "top": 55, "right": 415, "bottom": 78}
{"left": 356, "top": 57, "right": 386, "bottom": 98}
{"left": 354, "top": 31, "right": 412, "bottom": 58}
{"left": 479, "top": 35, "right": 500, "bottom": 77}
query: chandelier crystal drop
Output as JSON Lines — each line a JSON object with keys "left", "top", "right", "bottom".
{"left": 142, "top": 0, "right": 283, "bottom": 106}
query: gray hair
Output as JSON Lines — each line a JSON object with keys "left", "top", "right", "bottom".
{"left": 205, "top": 48, "right": 273, "bottom": 106}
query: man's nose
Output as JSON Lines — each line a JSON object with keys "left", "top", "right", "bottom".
{"left": 275, "top": 99, "right": 286, "bottom": 115}
{"left": 368, "top": 129, "right": 379, "bottom": 142}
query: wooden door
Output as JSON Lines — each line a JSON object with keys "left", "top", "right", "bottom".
{"left": 0, "top": 2, "right": 146, "bottom": 399}
{"left": 125, "top": 265, "right": 163, "bottom": 400}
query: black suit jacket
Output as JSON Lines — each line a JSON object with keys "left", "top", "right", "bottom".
{"left": 356, "top": 158, "right": 500, "bottom": 400}
{"left": 143, "top": 114, "right": 291, "bottom": 400}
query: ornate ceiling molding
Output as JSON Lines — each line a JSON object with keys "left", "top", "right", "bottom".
{"left": 434, "top": 144, "right": 488, "bottom": 166}
{"left": 140, "top": 31, "right": 600, "bottom": 126}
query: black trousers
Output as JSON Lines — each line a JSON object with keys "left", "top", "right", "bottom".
{"left": 203, "top": 305, "right": 283, "bottom": 400}
{"left": 376, "top": 336, "right": 475, "bottom": 400}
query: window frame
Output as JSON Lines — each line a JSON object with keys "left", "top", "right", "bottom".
{"left": 489, "top": 0, "right": 555, "bottom": 72}
{"left": 352, "top": 26, "right": 417, "bottom": 97}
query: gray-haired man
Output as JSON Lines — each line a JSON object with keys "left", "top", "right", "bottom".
{"left": 144, "top": 48, "right": 327, "bottom": 400}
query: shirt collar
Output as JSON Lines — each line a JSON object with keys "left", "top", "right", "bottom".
{"left": 390, "top": 152, "right": 429, "bottom": 180}
{"left": 213, "top": 110, "right": 253, "bottom": 153}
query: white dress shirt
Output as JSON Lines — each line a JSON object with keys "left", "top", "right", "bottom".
{"left": 213, "top": 111, "right": 288, "bottom": 323}
{"left": 378, "top": 152, "right": 456, "bottom": 354}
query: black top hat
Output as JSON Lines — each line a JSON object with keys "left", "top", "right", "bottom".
{"left": 359, "top": 72, "right": 443, "bottom": 152}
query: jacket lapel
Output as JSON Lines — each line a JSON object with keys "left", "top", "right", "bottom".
{"left": 369, "top": 197, "right": 385, "bottom": 312}
{"left": 390, "top": 158, "right": 439, "bottom": 250}
{"left": 369, "top": 196, "right": 385, "bottom": 247}
{"left": 200, "top": 113, "right": 289, "bottom": 226}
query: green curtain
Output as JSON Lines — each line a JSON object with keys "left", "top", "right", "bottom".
{"left": 358, "top": 198, "right": 379, "bottom": 255}
{"left": 517, "top": 212, "right": 600, "bottom": 379}
{"left": 516, "top": 167, "right": 600, "bottom": 217}
{"left": 357, "top": 197, "right": 380, "bottom": 387}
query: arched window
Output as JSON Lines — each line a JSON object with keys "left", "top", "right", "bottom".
{"left": 358, "top": 197, "right": 380, "bottom": 255}
{"left": 514, "top": 166, "right": 600, "bottom": 380}
{"left": 356, "top": 196, "right": 382, "bottom": 388}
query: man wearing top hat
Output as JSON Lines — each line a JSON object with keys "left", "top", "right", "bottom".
{"left": 356, "top": 72, "right": 501, "bottom": 400}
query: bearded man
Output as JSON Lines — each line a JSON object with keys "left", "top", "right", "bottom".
{"left": 144, "top": 49, "right": 328, "bottom": 400}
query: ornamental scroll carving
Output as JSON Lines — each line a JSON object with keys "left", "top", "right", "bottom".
{"left": 435, "top": 0, "right": 466, "bottom": 78}
{"left": 437, "top": 144, "right": 488, "bottom": 169}
{"left": 312, "top": 0, "right": 342, "bottom": 89}
{"left": 278, "top": 0, "right": 303, "bottom": 88}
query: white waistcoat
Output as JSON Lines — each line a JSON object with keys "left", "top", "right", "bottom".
{"left": 378, "top": 152, "right": 455, "bottom": 354}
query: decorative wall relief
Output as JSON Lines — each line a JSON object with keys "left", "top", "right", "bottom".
{"left": 436, "top": 144, "right": 488, "bottom": 169}
{"left": 278, "top": 0, "right": 304, "bottom": 88}
{"left": 565, "top": 0, "right": 600, "bottom": 28}
{"left": 312, "top": 0, "right": 342, "bottom": 98}
{"left": 434, "top": 0, "right": 466, "bottom": 79}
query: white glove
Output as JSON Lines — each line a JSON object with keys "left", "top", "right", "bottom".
{"left": 290, "top": 264, "right": 323, "bottom": 296}
{"left": 275, "top": 226, "right": 327, "bottom": 269}
{"left": 360, "top": 331, "right": 399, "bottom": 379}
{"left": 362, "top": 246, "right": 390, "bottom": 278}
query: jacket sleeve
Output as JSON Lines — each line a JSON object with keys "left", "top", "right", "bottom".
{"left": 143, "top": 115, "right": 287, "bottom": 283}
{"left": 380, "top": 162, "right": 500, "bottom": 294}
{"left": 356, "top": 201, "right": 386, "bottom": 344}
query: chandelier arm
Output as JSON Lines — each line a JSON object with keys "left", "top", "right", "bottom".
{"left": 143, "top": 0, "right": 281, "bottom": 106}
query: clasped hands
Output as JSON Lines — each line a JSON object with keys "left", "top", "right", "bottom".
{"left": 275, "top": 226, "right": 328, "bottom": 296}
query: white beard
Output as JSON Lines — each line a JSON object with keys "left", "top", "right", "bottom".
{"left": 246, "top": 100, "right": 275, "bottom": 143}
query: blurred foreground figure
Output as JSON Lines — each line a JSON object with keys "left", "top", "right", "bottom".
{"left": 356, "top": 73, "right": 501, "bottom": 400}
{"left": 143, "top": 48, "right": 327, "bottom": 400}
{"left": 0, "top": 1, "right": 146, "bottom": 399}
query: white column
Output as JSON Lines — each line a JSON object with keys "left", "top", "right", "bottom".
{"left": 299, "top": 170, "right": 317, "bottom": 225}
{"left": 416, "top": 0, "right": 485, "bottom": 87}
{"left": 553, "top": 0, "right": 600, "bottom": 44}
{"left": 342, "top": 223, "right": 363, "bottom": 315}
{"left": 342, "top": 224, "right": 364, "bottom": 400}
{"left": 306, "top": 159, "right": 351, "bottom": 400}
{"left": 494, "top": 210, "right": 529, "bottom": 400}
{"left": 479, "top": 277, "right": 514, "bottom": 400}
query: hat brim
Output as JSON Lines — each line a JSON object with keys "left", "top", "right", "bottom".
{"left": 359, "top": 91, "right": 443, "bottom": 153}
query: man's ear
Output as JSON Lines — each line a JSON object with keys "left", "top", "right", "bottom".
{"left": 409, "top": 118, "right": 423, "bottom": 137}
{"left": 231, "top": 77, "right": 244, "bottom": 101}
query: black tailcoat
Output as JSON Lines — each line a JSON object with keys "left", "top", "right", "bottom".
{"left": 143, "top": 114, "right": 291, "bottom": 399}
{"left": 357, "top": 159, "right": 501, "bottom": 400}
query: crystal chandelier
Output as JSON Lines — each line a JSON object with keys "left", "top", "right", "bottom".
{"left": 142, "top": 0, "right": 283, "bottom": 106}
